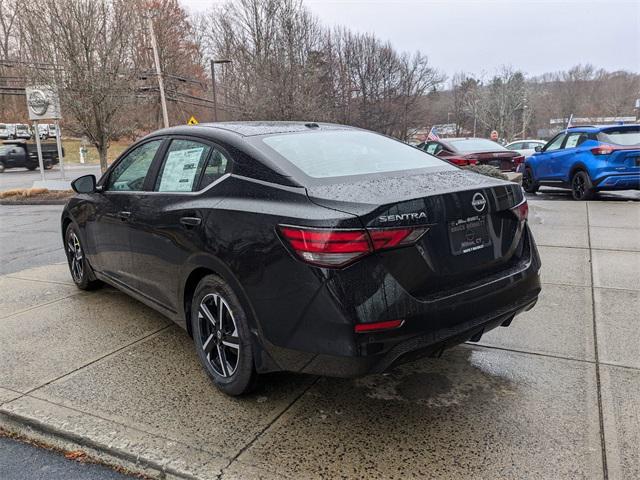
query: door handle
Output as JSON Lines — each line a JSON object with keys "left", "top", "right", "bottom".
{"left": 118, "top": 211, "right": 131, "bottom": 221}
{"left": 180, "top": 216, "right": 201, "bottom": 227}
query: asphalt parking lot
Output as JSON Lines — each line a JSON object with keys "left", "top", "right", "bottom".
{"left": 0, "top": 164, "right": 102, "bottom": 191}
{"left": 0, "top": 196, "right": 638, "bottom": 479}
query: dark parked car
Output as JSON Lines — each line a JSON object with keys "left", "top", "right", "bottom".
{"left": 62, "top": 122, "right": 541, "bottom": 395}
{"left": 417, "top": 137, "right": 525, "bottom": 171}
{"left": 0, "top": 140, "right": 61, "bottom": 172}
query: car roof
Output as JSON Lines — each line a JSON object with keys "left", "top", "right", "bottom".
{"left": 567, "top": 124, "right": 639, "bottom": 133}
{"left": 149, "top": 121, "right": 353, "bottom": 138}
{"left": 507, "top": 139, "right": 546, "bottom": 144}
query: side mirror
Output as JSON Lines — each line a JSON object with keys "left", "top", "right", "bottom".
{"left": 71, "top": 174, "right": 97, "bottom": 194}
{"left": 534, "top": 145, "right": 543, "bottom": 153}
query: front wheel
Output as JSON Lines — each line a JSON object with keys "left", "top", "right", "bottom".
{"left": 64, "top": 224, "right": 101, "bottom": 290}
{"left": 191, "top": 275, "right": 257, "bottom": 396}
{"left": 522, "top": 167, "right": 539, "bottom": 193}
{"left": 571, "top": 171, "right": 595, "bottom": 201}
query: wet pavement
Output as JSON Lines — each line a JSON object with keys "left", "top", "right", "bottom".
{"left": 0, "top": 198, "right": 638, "bottom": 479}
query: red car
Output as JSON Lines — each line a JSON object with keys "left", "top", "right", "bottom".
{"left": 417, "top": 137, "right": 524, "bottom": 172}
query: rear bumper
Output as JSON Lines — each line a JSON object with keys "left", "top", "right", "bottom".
{"left": 295, "top": 293, "right": 538, "bottom": 377}
{"left": 258, "top": 225, "right": 542, "bottom": 377}
{"left": 594, "top": 173, "right": 640, "bottom": 190}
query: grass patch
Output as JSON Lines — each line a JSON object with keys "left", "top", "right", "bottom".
{"left": 61, "top": 139, "right": 130, "bottom": 165}
{"left": 0, "top": 187, "right": 73, "bottom": 203}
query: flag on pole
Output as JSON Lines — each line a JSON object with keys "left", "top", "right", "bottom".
{"left": 427, "top": 126, "right": 440, "bottom": 141}
{"left": 565, "top": 114, "right": 574, "bottom": 133}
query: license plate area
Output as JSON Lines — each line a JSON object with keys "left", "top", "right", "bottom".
{"left": 449, "top": 215, "right": 492, "bottom": 255}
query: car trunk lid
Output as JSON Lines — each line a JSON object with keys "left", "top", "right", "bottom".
{"left": 306, "top": 169, "right": 527, "bottom": 298}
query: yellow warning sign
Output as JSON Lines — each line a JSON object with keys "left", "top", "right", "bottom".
{"left": 187, "top": 116, "right": 199, "bottom": 125}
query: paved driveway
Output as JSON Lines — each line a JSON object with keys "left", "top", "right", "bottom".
{"left": 0, "top": 199, "right": 638, "bottom": 479}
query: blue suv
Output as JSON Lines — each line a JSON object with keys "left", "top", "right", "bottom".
{"left": 522, "top": 124, "right": 640, "bottom": 200}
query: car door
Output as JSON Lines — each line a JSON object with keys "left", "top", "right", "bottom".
{"left": 535, "top": 133, "right": 566, "bottom": 180}
{"left": 126, "top": 137, "right": 232, "bottom": 312}
{"left": 88, "top": 139, "right": 164, "bottom": 286}
{"left": 550, "top": 132, "right": 586, "bottom": 180}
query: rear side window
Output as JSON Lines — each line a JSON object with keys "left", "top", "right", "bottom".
{"left": 155, "top": 139, "right": 212, "bottom": 192}
{"left": 599, "top": 127, "right": 640, "bottom": 146}
{"left": 198, "top": 149, "right": 231, "bottom": 189}
{"left": 261, "top": 130, "right": 454, "bottom": 179}
{"left": 564, "top": 132, "right": 588, "bottom": 149}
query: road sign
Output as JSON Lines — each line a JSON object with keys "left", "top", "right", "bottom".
{"left": 187, "top": 116, "right": 199, "bottom": 125}
{"left": 25, "top": 85, "right": 61, "bottom": 120}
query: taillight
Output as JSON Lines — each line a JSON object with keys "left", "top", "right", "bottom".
{"left": 510, "top": 199, "right": 528, "bottom": 222}
{"left": 513, "top": 155, "right": 525, "bottom": 165}
{"left": 279, "top": 225, "right": 428, "bottom": 268}
{"left": 591, "top": 145, "right": 616, "bottom": 155}
{"left": 448, "top": 157, "right": 472, "bottom": 166}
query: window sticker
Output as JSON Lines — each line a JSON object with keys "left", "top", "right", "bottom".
{"left": 158, "top": 147, "right": 204, "bottom": 192}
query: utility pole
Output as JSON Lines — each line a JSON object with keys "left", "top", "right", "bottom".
{"left": 148, "top": 17, "right": 169, "bottom": 128}
{"left": 210, "top": 59, "right": 231, "bottom": 122}
{"left": 210, "top": 59, "right": 218, "bottom": 122}
{"left": 522, "top": 104, "right": 528, "bottom": 139}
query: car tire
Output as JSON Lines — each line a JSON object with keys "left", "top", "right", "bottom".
{"left": 27, "top": 165, "right": 37, "bottom": 171}
{"left": 522, "top": 167, "right": 539, "bottom": 193}
{"left": 191, "top": 274, "right": 257, "bottom": 396}
{"left": 44, "top": 161, "right": 53, "bottom": 170}
{"left": 571, "top": 170, "right": 595, "bottom": 201}
{"left": 64, "top": 223, "right": 102, "bottom": 290}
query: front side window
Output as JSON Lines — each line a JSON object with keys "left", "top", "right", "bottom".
{"left": 544, "top": 134, "right": 566, "bottom": 152}
{"left": 261, "top": 130, "right": 454, "bottom": 179}
{"left": 155, "top": 139, "right": 212, "bottom": 192}
{"left": 107, "top": 140, "right": 162, "bottom": 191}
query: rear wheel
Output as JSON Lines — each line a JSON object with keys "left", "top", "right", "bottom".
{"left": 191, "top": 275, "right": 257, "bottom": 396}
{"left": 522, "top": 167, "right": 539, "bottom": 193}
{"left": 64, "top": 224, "right": 101, "bottom": 290}
{"left": 27, "top": 165, "right": 37, "bottom": 171}
{"left": 571, "top": 170, "right": 595, "bottom": 201}
{"left": 43, "top": 160, "right": 53, "bottom": 170}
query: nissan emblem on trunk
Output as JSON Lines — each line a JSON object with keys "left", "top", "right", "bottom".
{"left": 471, "top": 192, "right": 487, "bottom": 212}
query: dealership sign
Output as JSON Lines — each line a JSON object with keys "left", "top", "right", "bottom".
{"left": 25, "top": 85, "right": 62, "bottom": 120}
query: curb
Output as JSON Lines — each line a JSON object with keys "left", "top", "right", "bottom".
{"left": 0, "top": 410, "right": 200, "bottom": 480}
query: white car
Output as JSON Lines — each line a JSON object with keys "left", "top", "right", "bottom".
{"left": 505, "top": 139, "right": 547, "bottom": 158}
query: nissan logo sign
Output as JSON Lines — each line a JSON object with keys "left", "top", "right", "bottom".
{"left": 471, "top": 192, "right": 487, "bottom": 212}
{"left": 27, "top": 90, "right": 50, "bottom": 116}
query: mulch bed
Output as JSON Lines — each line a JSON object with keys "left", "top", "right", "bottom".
{"left": 0, "top": 188, "right": 74, "bottom": 205}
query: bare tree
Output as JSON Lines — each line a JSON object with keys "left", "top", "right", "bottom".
{"left": 19, "top": 0, "right": 141, "bottom": 172}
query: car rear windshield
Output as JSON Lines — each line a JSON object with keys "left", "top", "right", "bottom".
{"left": 447, "top": 138, "right": 507, "bottom": 152}
{"left": 599, "top": 126, "right": 640, "bottom": 146}
{"left": 261, "top": 130, "right": 454, "bottom": 179}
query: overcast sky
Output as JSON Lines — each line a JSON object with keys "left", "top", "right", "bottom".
{"left": 181, "top": 0, "right": 640, "bottom": 79}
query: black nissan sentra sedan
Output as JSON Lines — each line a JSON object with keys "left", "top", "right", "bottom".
{"left": 62, "top": 122, "right": 541, "bottom": 395}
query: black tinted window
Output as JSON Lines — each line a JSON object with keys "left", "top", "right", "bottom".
{"left": 198, "top": 149, "right": 231, "bottom": 189}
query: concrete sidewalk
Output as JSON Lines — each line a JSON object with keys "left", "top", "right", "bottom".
{"left": 0, "top": 200, "right": 638, "bottom": 479}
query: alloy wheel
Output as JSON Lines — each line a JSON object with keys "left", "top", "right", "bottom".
{"left": 573, "top": 174, "right": 585, "bottom": 199}
{"left": 67, "top": 232, "right": 84, "bottom": 283}
{"left": 198, "top": 293, "right": 240, "bottom": 378}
